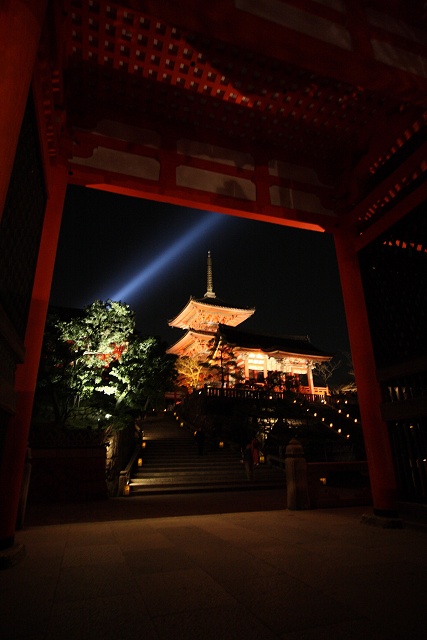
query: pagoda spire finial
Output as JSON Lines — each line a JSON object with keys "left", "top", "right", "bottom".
{"left": 205, "top": 251, "right": 215, "bottom": 298}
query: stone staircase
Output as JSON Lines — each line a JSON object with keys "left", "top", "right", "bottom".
{"left": 128, "top": 416, "right": 287, "bottom": 495}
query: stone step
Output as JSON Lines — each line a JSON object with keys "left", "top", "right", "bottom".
{"left": 136, "top": 465, "right": 245, "bottom": 474}
{"left": 133, "top": 466, "right": 286, "bottom": 483}
{"left": 129, "top": 478, "right": 287, "bottom": 495}
{"left": 132, "top": 467, "right": 264, "bottom": 479}
{"left": 142, "top": 452, "right": 237, "bottom": 457}
{"left": 129, "top": 417, "right": 286, "bottom": 495}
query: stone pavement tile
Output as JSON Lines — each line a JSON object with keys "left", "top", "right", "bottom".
{"left": 294, "top": 539, "right": 392, "bottom": 568}
{"left": 123, "top": 546, "right": 195, "bottom": 574}
{"left": 135, "top": 566, "right": 237, "bottom": 616}
{"left": 151, "top": 602, "right": 277, "bottom": 640}
{"left": 225, "top": 514, "right": 333, "bottom": 546}
{"left": 246, "top": 543, "right": 344, "bottom": 592}
{"left": 196, "top": 519, "right": 280, "bottom": 548}
{"left": 2, "top": 635, "right": 45, "bottom": 640}
{"left": 62, "top": 542, "right": 126, "bottom": 567}
{"left": 66, "top": 522, "right": 116, "bottom": 546}
{"left": 184, "top": 541, "right": 280, "bottom": 583}
{"left": 54, "top": 561, "right": 137, "bottom": 602}
{"left": 113, "top": 530, "right": 175, "bottom": 552}
{"left": 108, "top": 520, "right": 158, "bottom": 535}
{"left": 0, "top": 545, "right": 63, "bottom": 592}
{"left": 225, "top": 572, "right": 361, "bottom": 635}
{"left": 279, "top": 617, "right": 401, "bottom": 640}
{"left": 46, "top": 593, "right": 158, "bottom": 640}
{"left": 151, "top": 523, "right": 226, "bottom": 547}
{"left": 0, "top": 579, "right": 57, "bottom": 639}
{"left": 323, "top": 561, "right": 427, "bottom": 640}
{"left": 373, "top": 531, "right": 427, "bottom": 564}
{"left": 16, "top": 524, "right": 70, "bottom": 547}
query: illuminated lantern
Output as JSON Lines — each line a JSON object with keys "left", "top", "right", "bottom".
{"left": 124, "top": 484, "right": 130, "bottom": 496}
{"left": 259, "top": 452, "right": 265, "bottom": 464}
{"left": 138, "top": 458, "right": 143, "bottom": 467}
{"left": 142, "top": 442, "right": 146, "bottom": 448}
{"left": 219, "top": 441, "right": 224, "bottom": 448}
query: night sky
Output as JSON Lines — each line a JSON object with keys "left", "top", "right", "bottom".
{"left": 49, "top": 184, "right": 350, "bottom": 354}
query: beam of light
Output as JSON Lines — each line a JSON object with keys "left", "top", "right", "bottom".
{"left": 110, "top": 211, "right": 225, "bottom": 303}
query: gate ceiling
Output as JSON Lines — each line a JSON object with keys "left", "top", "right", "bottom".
{"left": 39, "top": 0, "right": 427, "bottom": 238}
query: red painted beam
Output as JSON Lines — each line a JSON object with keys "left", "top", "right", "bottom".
{"left": 355, "top": 179, "right": 427, "bottom": 251}
{"left": 123, "top": 0, "right": 427, "bottom": 104}
{"left": 340, "top": 139, "right": 427, "bottom": 232}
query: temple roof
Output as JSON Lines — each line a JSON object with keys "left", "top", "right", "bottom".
{"left": 193, "top": 295, "right": 253, "bottom": 308}
{"left": 217, "top": 325, "right": 333, "bottom": 360}
{"left": 166, "top": 328, "right": 214, "bottom": 356}
{"left": 168, "top": 296, "right": 255, "bottom": 330}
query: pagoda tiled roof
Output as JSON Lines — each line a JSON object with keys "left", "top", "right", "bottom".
{"left": 192, "top": 295, "right": 254, "bottom": 311}
{"left": 166, "top": 328, "right": 215, "bottom": 355}
{"left": 168, "top": 295, "right": 255, "bottom": 327}
{"left": 217, "top": 325, "right": 333, "bottom": 359}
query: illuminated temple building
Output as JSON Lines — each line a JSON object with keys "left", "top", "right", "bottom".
{"left": 167, "top": 253, "right": 332, "bottom": 394}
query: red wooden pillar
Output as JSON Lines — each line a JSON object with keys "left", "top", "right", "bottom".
{"left": 334, "top": 230, "right": 398, "bottom": 516}
{"left": 0, "top": 0, "right": 48, "bottom": 221}
{"left": 0, "top": 165, "right": 68, "bottom": 550}
{"left": 307, "top": 364, "right": 315, "bottom": 396}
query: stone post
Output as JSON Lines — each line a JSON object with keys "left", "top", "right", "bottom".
{"left": 285, "top": 438, "right": 310, "bottom": 510}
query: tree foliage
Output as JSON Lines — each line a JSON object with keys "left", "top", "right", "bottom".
{"left": 57, "top": 299, "right": 135, "bottom": 400}
{"left": 107, "top": 335, "right": 177, "bottom": 414}
{"left": 264, "top": 371, "right": 298, "bottom": 393}
{"left": 176, "top": 355, "right": 209, "bottom": 391}
{"left": 313, "top": 358, "right": 342, "bottom": 387}
{"left": 208, "top": 337, "right": 244, "bottom": 388}
{"left": 35, "top": 300, "right": 176, "bottom": 428}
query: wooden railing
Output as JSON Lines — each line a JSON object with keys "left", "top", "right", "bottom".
{"left": 204, "top": 387, "right": 288, "bottom": 400}
{"left": 299, "top": 386, "right": 329, "bottom": 396}
{"left": 203, "top": 387, "right": 330, "bottom": 403}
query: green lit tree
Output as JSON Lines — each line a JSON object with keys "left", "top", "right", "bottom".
{"left": 105, "top": 335, "right": 177, "bottom": 422}
{"left": 58, "top": 299, "right": 135, "bottom": 399}
{"left": 35, "top": 300, "right": 176, "bottom": 428}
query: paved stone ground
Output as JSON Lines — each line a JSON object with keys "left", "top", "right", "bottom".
{"left": 2, "top": 497, "right": 427, "bottom": 639}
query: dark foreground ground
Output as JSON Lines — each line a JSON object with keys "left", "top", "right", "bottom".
{"left": 2, "top": 491, "right": 427, "bottom": 640}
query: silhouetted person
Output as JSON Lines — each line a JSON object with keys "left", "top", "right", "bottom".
{"left": 195, "top": 427, "right": 205, "bottom": 455}
{"left": 243, "top": 444, "right": 254, "bottom": 481}
{"left": 251, "top": 437, "right": 260, "bottom": 465}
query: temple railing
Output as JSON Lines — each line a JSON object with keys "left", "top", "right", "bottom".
{"left": 202, "top": 387, "right": 328, "bottom": 403}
